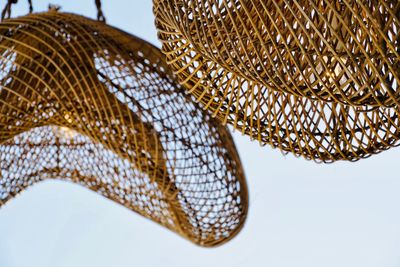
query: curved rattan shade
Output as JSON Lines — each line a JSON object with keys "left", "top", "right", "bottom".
{"left": 154, "top": 4, "right": 400, "bottom": 162}
{"left": 0, "top": 12, "right": 248, "bottom": 247}
{"left": 154, "top": 0, "right": 399, "bottom": 107}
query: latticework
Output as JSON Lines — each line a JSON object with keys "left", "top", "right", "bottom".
{"left": 154, "top": 0, "right": 399, "bottom": 107}
{"left": 0, "top": 11, "right": 248, "bottom": 247}
{"left": 154, "top": 3, "right": 400, "bottom": 162}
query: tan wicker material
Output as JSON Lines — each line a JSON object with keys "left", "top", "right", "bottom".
{"left": 154, "top": 3, "right": 400, "bottom": 162}
{"left": 154, "top": 0, "right": 399, "bottom": 107}
{"left": 0, "top": 11, "right": 248, "bottom": 247}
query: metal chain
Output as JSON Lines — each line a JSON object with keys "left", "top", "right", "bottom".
{"left": 95, "top": 0, "right": 106, "bottom": 23}
{"left": 27, "top": 0, "right": 33, "bottom": 13}
{"left": 1, "top": 1, "right": 105, "bottom": 22}
{"left": 1, "top": 0, "right": 17, "bottom": 20}
{"left": 1, "top": 0, "right": 33, "bottom": 21}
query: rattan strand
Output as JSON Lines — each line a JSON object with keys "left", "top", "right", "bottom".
{"left": 154, "top": 0, "right": 399, "bottom": 107}
{"left": 154, "top": 3, "right": 400, "bottom": 162}
{"left": 0, "top": 12, "right": 248, "bottom": 247}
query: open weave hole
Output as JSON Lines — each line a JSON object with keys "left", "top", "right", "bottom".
{"left": 154, "top": 0, "right": 399, "bottom": 107}
{"left": 0, "top": 11, "right": 248, "bottom": 247}
{"left": 155, "top": 4, "right": 400, "bottom": 162}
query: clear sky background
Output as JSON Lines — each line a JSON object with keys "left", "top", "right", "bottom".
{"left": 1, "top": 1, "right": 400, "bottom": 267}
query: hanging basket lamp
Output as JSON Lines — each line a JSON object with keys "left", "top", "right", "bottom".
{"left": 154, "top": 0, "right": 400, "bottom": 162}
{"left": 0, "top": 11, "right": 248, "bottom": 247}
{"left": 154, "top": 2, "right": 400, "bottom": 162}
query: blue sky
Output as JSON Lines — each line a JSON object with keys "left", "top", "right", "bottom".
{"left": 0, "top": 1, "right": 400, "bottom": 267}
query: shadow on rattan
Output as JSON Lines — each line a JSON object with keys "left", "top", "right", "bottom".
{"left": 154, "top": 0, "right": 400, "bottom": 162}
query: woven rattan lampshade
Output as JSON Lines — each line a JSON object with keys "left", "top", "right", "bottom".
{"left": 0, "top": 12, "right": 248, "bottom": 247}
{"left": 154, "top": 4, "right": 400, "bottom": 162}
{"left": 154, "top": 0, "right": 399, "bottom": 107}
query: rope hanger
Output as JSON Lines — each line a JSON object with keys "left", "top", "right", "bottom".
{"left": 1, "top": 0, "right": 106, "bottom": 22}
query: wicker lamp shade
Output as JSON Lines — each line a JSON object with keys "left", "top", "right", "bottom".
{"left": 154, "top": 0, "right": 399, "bottom": 107}
{"left": 0, "top": 12, "right": 248, "bottom": 247}
{"left": 154, "top": 6, "right": 400, "bottom": 162}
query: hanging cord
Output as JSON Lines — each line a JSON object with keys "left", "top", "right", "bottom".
{"left": 1, "top": 0, "right": 33, "bottom": 21}
{"left": 95, "top": 0, "right": 106, "bottom": 23}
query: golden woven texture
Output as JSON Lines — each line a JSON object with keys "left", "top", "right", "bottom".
{"left": 154, "top": 0, "right": 399, "bottom": 107}
{"left": 0, "top": 11, "right": 248, "bottom": 247}
{"left": 154, "top": 2, "right": 400, "bottom": 162}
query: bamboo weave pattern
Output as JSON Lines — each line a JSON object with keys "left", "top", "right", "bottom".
{"left": 0, "top": 12, "right": 248, "bottom": 246}
{"left": 154, "top": 2, "right": 400, "bottom": 162}
{"left": 154, "top": 0, "right": 399, "bottom": 106}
